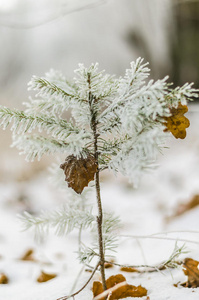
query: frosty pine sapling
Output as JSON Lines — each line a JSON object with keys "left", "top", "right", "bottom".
{"left": 0, "top": 58, "right": 198, "bottom": 298}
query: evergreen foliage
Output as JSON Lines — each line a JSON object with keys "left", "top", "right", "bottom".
{"left": 0, "top": 58, "right": 197, "bottom": 182}
{"left": 19, "top": 205, "right": 95, "bottom": 241}
{"left": 0, "top": 57, "right": 198, "bottom": 272}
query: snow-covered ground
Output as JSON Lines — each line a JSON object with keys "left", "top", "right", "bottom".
{"left": 0, "top": 105, "right": 199, "bottom": 300}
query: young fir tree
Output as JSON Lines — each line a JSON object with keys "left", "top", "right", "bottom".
{"left": 0, "top": 58, "right": 198, "bottom": 298}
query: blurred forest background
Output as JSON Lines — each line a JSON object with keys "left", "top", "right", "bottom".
{"left": 0, "top": 0, "right": 198, "bottom": 181}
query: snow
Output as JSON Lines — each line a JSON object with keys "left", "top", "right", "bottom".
{"left": 0, "top": 106, "right": 199, "bottom": 299}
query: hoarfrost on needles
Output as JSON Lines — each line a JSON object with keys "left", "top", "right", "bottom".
{"left": 0, "top": 57, "right": 198, "bottom": 187}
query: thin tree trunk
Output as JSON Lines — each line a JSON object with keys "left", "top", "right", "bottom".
{"left": 87, "top": 73, "right": 107, "bottom": 291}
{"left": 94, "top": 144, "right": 107, "bottom": 291}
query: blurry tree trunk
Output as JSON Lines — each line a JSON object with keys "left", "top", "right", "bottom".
{"left": 171, "top": 2, "right": 199, "bottom": 88}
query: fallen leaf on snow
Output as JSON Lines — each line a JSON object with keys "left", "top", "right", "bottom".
{"left": 175, "top": 195, "right": 199, "bottom": 217}
{"left": 21, "top": 249, "right": 35, "bottom": 261}
{"left": 85, "top": 268, "right": 93, "bottom": 273}
{"left": 37, "top": 271, "right": 57, "bottom": 283}
{"left": 182, "top": 258, "right": 199, "bottom": 288}
{"left": 120, "top": 266, "right": 139, "bottom": 273}
{"left": 93, "top": 280, "right": 103, "bottom": 297}
{"left": 0, "top": 273, "right": 9, "bottom": 284}
{"left": 104, "top": 259, "right": 115, "bottom": 269}
{"left": 93, "top": 274, "right": 147, "bottom": 299}
{"left": 167, "top": 194, "right": 199, "bottom": 221}
{"left": 104, "top": 262, "right": 114, "bottom": 269}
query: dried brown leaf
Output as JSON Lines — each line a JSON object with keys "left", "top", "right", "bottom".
{"left": 104, "top": 259, "right": 115, "bottom": 269}
{"left": 37, "top": 271, "right": 57, "bottom": 283}
{"left": 93, "top": 280, "right": 104, "bottom": 297}
{"left": 176, "top": 195, "right": 199, "bottom": 216}
{"left": 93, "top": 274, "right": 147, "bottom": 299}
{"left": 85, "top": 268, "right": 93, "bottom": 273}
{"left": 164, "top": 104, "right": 190, "bottom": 139}
{"left": 182, "top": 258, "right": 199, "bottom": 288}
{"left": 0, "top": 273, "right": 8, "bottom": 284}
{"left": 60, "top": 154, "right": 97, "bottom": 194}
{"left": 104, "top": 262, "right": 114, "bottom": 269}
{"left": 120, "top": 267, "right": 139, "bottom": 273}
{"left": 106, "top": 274, "right": 126, "bottom": 289}
{"left": 167, "top": 195, "right": 199, "bottom": 222}
{"left": 21, "top": 249, "right": 35, "bottom": 261}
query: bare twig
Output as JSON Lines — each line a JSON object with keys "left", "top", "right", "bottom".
{"left": 57, "top": 261, "right": 100, "bottom": 300}
{"left": 69, "top": 265, "right": 85, "bottom": 296}
{"left": 104, "top": 243, "right": 185, "bottom": 274}
{"left": 120, "top": 234, "right": 199, "bottom": 245}
{"left": 148, "top": 230, "right": 199, "bottom": 235}
{"left": 104, "top": 259, "right": 183, "bottom": 273}
{"left": 135, "top": 238, "right": 147, "bottom": 266}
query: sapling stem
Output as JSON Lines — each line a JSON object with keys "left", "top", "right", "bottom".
{"left": 88, "top": 73, "right": 107, "bottom": 291}
{"left": 95, "top": 155, "right": 107, "bottom": 291}
{"left": 1, "top": 59, "right": 197, "bottom": 300}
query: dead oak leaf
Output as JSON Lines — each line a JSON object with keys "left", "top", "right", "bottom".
{"left": 104, "top": 262, "right": 114, "bottom": 269}
{"left": 164, "top": 104, "right": 190, "bottom": 139}
{"left": 120, "top": 266, "right": 139, "bottom": 273}
{"left": 20, "top": 249, "right": 35, "bottom": 261}
{"left": 106, "top": 274, "right": 126, "bottom": 288}
{"left": 182, "top": 258, "right": 199, "bottom": 288}
{"left": 93, "top": 274, "right": 147, "bottom": 300}
{"left": 104, "top": 258, "right": 115, "bottom": 269}
{"left": 37, "top": 271, "right": 57, "bottom": 283}
{"left": 0, "top": 273, "right": 8, "bottom": 284}
{"left": 171, "top": 194, "right": 199, "bottom": 220}
{"left": 93, "top": 280, "right": 103, "bottom": 297}
{"left": 60, "top": 154, "right": 97, "bottom": 194}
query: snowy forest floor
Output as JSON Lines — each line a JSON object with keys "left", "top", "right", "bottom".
{"left": 0, "top": 105, "right": 199, "bottom": 300}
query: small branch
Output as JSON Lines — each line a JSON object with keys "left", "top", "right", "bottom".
{"left": 57, "top": 261, "right": 100, "bottom": 300}
{"left": 104, "top": 259, "right": 183, "bottom": 273}
{"left": 120, "top": 234, "right": 199, "bottom": 245}
{"left": 135, "top": 238, "right": 147, "bottom": 266}
{"left": 69, "top": 265, "right": 85, "bottom": 296}
{"left": 99, "top": 166, "right": 109, "bottom": 172}
{"left": 147, "top": 230, "right": 199, "bottom": 235}
{"left": 67, "top": 226, "right": 85, "bottom": 295}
